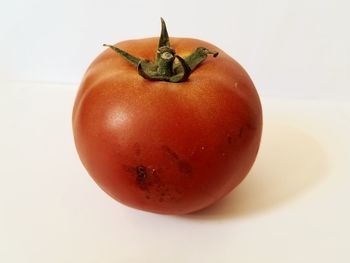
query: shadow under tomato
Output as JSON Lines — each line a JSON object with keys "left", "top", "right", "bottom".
{"left": 181, "top": 120, "right": 329, "bottom": 221}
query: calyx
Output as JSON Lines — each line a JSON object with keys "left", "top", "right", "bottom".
{"left": 103, "top": 18, "right": 218, "bottom": 83}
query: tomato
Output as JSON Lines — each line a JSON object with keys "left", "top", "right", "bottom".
{"left": 72, "top": 19, "right": 262, "bottom": 214}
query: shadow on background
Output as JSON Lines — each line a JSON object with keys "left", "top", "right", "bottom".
{"left": 182, "top": 120, "right": 329, "bottom": 221}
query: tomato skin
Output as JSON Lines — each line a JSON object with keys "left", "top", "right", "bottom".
{"left": 73, "top": 37, "right": 262, "bottom": 214}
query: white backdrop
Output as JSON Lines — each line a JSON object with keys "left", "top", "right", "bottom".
{"left": 1, "top": 0, "right": 349, "bottom": 99}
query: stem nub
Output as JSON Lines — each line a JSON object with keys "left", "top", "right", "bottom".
{"left": 104, "top": 18, "right": 218, "bottom": 83}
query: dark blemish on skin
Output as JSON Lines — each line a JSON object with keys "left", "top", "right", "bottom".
{"left": 162, "top": 145, "right": 192, "bottom": 175}
{"left": 136, "top": 165, "right": 148, "bottom": 190}
{"left": 162, "top": 145, "right": 179, "bottom": 160}
{"left": 153, "top": 182, "right": 184, "bottom": 203}
{"left": 122, "top": 164, "right": 168, "bottom": 201}
{"left": 123, "top": 160, "right": 186, "bottom": 202}
{"left": 227, "top": 124, "right": 257, "bottom": 145}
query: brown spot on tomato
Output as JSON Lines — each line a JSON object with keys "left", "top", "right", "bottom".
{"left": 162, "top": 145, "right": 179, "bottom": 160}
{"left": 162, "top": 145, "right": 192, "bottom": 175}
{"left": 136, "top": 165, "right": 148, "bottom": 190}
{"left": 123, "top": 161, "right": 185, "bottom": 202}
{"left": 122, "top": 164, "right": 161, "bottom": 193}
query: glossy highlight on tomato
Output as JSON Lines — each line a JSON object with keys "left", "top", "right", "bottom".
{"left": 72, "top": 19, "right": 262, "bottom": 214}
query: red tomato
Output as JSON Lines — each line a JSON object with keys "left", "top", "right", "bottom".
{"left": 72, "top": 19, "right": 262, "bottom": 214}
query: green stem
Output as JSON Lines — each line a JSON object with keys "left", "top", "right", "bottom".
{"left": 156, "top": 46, "right": 175, "bottom": 76}
{"left": 104, "top": 18, "right": 218, "bottom": 83}
{"left": 158, "top": 18, "right": 170, "bottom": 49}
{"left": 102, "top": 44, "right": 140, "bottom": 67}
{"left": 184, "top": 48, "right": 219, "bottom": 71}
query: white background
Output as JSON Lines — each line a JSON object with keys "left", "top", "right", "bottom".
{"left": 1, "top": 1, "right": 350, "bottom": 262}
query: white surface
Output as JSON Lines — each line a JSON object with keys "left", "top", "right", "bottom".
{"left": 1, "top": 0, "right": 350, "bottom": 99}
{"left": 1, "top": 82, "right": 350, "bottom": 262}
